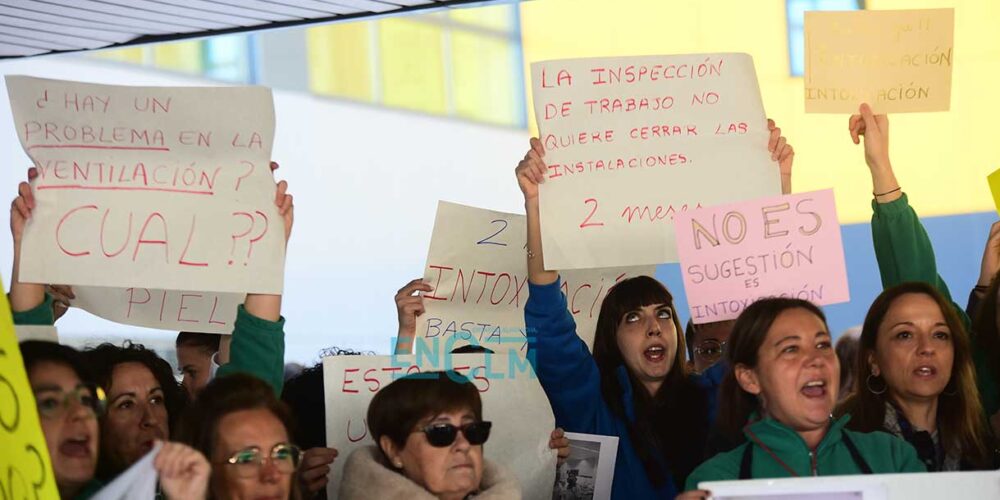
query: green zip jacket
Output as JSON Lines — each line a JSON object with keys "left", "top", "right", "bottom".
{"left": 686, "top": 415, "right": 925, "bottom": 489}
{"left": 13, "top": 294, "right": 286, "bottom": 394}
{"left": 871, "top": 194, "right": 999, "bottom": 416}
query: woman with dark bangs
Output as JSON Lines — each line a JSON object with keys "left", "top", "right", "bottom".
{"left": 514, "top": 125, "right": 794, "bottom": 498}
{"left": 836, "top": 282, "right": 999, "bottom": 470}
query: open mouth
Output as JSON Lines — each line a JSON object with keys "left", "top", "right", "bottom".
{"left": 59, "top": 436, "right": 91, "bottom": 458}
{"left": 800, "top": 379, "right": 827, "bottom": 398}
{"left": 643, "top": 345, "right": 666, "bottom": 362}
{"left": 914, "top": 365, "right": 937, "bottom": 378}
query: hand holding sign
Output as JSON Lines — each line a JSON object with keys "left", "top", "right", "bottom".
{"left": 848, "top": 104, "right": 901, "bottom": 203}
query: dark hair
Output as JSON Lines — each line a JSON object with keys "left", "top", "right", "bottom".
{"left": 177, "top": 374, "right": 300, "bottom": 499}
{"left": 684, "top": 321, "right": 696, "bottom": 360}
{"left": 367, "top": 371, "right": 482, "bottom": 450}
{"left": 20, "top": 340, "right": 94, "bottom": 384}
{"left": 837, "top": 282, "right": 993, "bottom": 469}
{"left": 835, "top": 328, "right": 861, "bottom": 399}
{"left": 175, "top": 332, "right": 221, "bottom": 353}
{"left": 83, "top": 342, "right": 186, "bottom": 430}
{"left": 590, "top": 276, "right": 707, "bottom": 488}
{"left": 717, "top": 298, "right": 828, "bottom": 442}
{"left": 281, "top": 364, "right": 326, "bottom": 450}
{"left": 450, "top": 345, "right": 495, "bottom": 354}
{"left": 972, "top": 270, "right": 1000, "bottom": 405}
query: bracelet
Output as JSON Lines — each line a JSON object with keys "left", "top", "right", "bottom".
{"left": 874, "top": 186, "right": 901, "bottom": 197}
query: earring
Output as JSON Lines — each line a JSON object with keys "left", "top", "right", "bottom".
{"left": 866, "top": 374, "right": 887, "bottom": 395}
{"left": 393, "top": 460, "right": 403, "bottom": 468}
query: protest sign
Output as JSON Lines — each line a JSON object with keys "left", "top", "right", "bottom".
{"left": 0, "top": 275, "right": 60, "bottom": 499}
{"left": 702, "top": 470, "right": 1000, "bottom": 500}
{"left": 323, "top": 353, "right": 556, "bottom": 500}
{"left": 674, "top": 189, "right": 849, "bottom": 324}
{"left": 417, "top": 201, "right": 654, "bottom": 354}
{"left": 555, "top": 433, "right": 618, "bottom": 500}
{"left": 6, "top": 75, "right": 284, "bottom": 294}
{"left": 804, "top": 8, "right": 954, "bottom": 113}
{"left": 14, "top": 324, "right": 58, "bottom": 342}
{"left": 72, "top": 286, "right": 243, "bottom": 334}
{"left": 530, "top": 53, "right": 780, "bottom": 269}
{"left": 92, "top": 442, "right": 161, "bottom": 500}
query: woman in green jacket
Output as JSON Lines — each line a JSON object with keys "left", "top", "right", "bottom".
{"left": 679, "top": 298, "right": 924, "bottom": 499}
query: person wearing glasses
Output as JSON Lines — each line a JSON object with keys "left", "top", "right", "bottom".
{"left": 678, "top": 298, "right": 924, "bottom": 500}
{"left": 22, "top": 341, "right": 211, "bottom": 499}
{"left": 685, "top": 321, "right": 733, "bottom": 375}
{"left": 178, "top": 372, "right": 302, "bottom": 499}
{"left": 339, "top": 370, "right": 519, "bottom": 499}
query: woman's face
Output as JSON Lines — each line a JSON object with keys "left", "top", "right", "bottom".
{"left": 871, "top": 293, "right": 954, "bottom": 403}
{"left": 101, "top": 362, "right": 169, "bottom": 472}
{"left": 615, "top": 303, "right": 679, "bottom": 393}
{"left": 176, "top": 344, "right": 214, "bottom": 399}
{"left": 212, "top": 408, "right": 294, "bottom": 500}
{"left": 738, "top": 308, "right": 838, "bottom": 433}
{"left": 30, "top": 361, "right": 99, "bottom": 495}
{"left": 382, "top": 409, "right": 484, "bottom": 499}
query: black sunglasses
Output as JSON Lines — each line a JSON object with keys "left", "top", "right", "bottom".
{"left": 419, "top": 421, "right": 492, "bottom": 447}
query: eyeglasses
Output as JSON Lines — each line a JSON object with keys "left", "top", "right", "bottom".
{"left": 223, "top": 443, "right": 301, "bottom": 478}
{"left": 418, "top": 421, "right": 492, "bottom": 448}
{"left": 35, "top": 384, "right": 106, "bottom": 419}
{"left": 693, "top": 339, "right": 727, "bottom": 362}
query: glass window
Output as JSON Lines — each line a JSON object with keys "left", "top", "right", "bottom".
{"left": 787, "top": 0, "right": 862, "bottom": 76}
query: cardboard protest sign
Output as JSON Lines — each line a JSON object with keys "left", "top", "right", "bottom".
{"left": 804, "top": 8, "right": 954, "bottom": 113}
{"left": 92, "top": 442, "right": 161, "bottom": 500}
{"left": 702, "top": 470, "right": 1000, "bottom": 500}
{"left": 323, "top": 353, "right": 556, "bottom": 500}
{"left": 530, "top": 54, "right": 780, "bottom": 269}
{"left": 675, "top": 189, "right": 849, "bottom": 324}
{"left": 6, "top": 76, "right": 284, "bottom": 294}
{"left": 0, "top": 275, "right": 60, "bottom": 499}
{"left": 71, "top": 286, "right": 243, "bottom": 334}
{"left": 418, "top": 201, "right": 654, "bottom": 354}
{"left": 14, "top": 324, "right": 58, "bottom": 343}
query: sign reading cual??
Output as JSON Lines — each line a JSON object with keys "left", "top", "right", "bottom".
{"left": 5, "top": 75, "right": 285, "bottom": 294}
{"left": 804, "top": 8, "right": 954, "bottom": 113}
{"left": 71, "top": 286, "right": 244, "bottom": 334}
{"left": 674, "top": 189, "right": 850, "bottom": 324}
{"left": 530, "top": 53, "right": 780, "bottom": 270}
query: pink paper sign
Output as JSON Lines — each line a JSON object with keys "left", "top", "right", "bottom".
{"left": 674, "top": 189, "right": 849, "bottom": 324}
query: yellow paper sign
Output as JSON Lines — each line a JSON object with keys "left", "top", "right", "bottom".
{"left": 0, "top": 275, "right": 59, "bottom": 498}
{"left": 804, "top": 8, "right": 954, "bottom": 113}
{"left": 987, "top": 168, "right": 1000, "bottom": 215}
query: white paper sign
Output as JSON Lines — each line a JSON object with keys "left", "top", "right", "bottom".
{"left": 323, "top": 353, "right": 557, "bottom": 500}
{"left": 71, "top": 286, "right": 243, "bottom": 334}
{"left": 6, "top": 75, "right": 284, "bottom": 294}
{"left": 418, "top": 201, "right": 654, "bottom": 354}
{"left": 92, "top": 441, "right": 162, "bottom": 500}
{"left": 530, "top": 54, "right": 780, "bottom": 269}
{"left": 556, "top": 433, "right": 619, "bottom": 500}
{"left": 702, "top": 470, "right": 1000, "bottom": 500}
{"left": 14, "top": 324, "right": 58, "bottom": 343}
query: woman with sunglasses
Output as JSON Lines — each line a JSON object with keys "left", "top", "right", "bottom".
{"left": 178, "top": 373, "right": 302, "bottom": 499}
{"left": 340, "top": 370, "right": 519, "bottom": 499}
{"left": 678, "top": 298, "right": 924, "bottom": 500}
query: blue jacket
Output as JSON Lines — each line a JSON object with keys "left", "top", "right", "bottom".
{"left": 526, "top": 278, "right": 684, "bottom": 499}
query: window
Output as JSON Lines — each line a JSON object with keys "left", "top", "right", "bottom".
{"left": 787, "top": 0, "right": 863, "bottom": 76}
{"left": 203, "top": 35, "right": 255, "bottom": 83}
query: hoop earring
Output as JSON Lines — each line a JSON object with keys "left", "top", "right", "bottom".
{"left": 866, "top": 374, "right": 887, "bottom": 395}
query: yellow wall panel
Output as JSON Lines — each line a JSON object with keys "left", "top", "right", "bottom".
{"left": 450, "top": 4, "right": 514, "bottom": 31}
{"left": 152, "top": 41, "right": 202, "bottom": 73}
{"left": 379, "top": 18, "right": 446, "bottom": 114}
{"left": 520, "top": 0, "right": 1000, "bottom": 223}
{"left": 307, "top": 23, "right": 373, "bottom": 102}
{"left": 452, "top": 31, "right": 518, "bottom": 125}
{"left": 92, "top": 46, "right": 145, "bottom": 64}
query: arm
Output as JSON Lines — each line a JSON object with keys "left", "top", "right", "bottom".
{"left": 969, "top": 221, "right": 1000, "bottom": 319}
{"left": 9, "top": 180, "right": 48, "bottom": 318}
{"left": 767, "top": 118, "right": 794, "bottom": 195}
{"left": 518, "top": 139, "right": 601, "bottom": 430}
{"left": 393, "top": 278, "right": 433, "bottom": 355}
{"left": 217, "top": 171, "right": 292, "bottom": 394}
